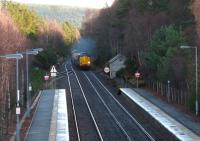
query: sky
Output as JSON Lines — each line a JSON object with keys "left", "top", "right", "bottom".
{"left": 11, "top": 0, "right": 115, "bottom": 9}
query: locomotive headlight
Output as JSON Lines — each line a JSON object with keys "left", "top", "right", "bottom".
{"left": 88, "top": 61, "right": 91, "bottom": 64}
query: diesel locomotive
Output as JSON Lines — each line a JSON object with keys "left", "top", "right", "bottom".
{"left": 72, "top": 51, "right": 91, "bottom": 69}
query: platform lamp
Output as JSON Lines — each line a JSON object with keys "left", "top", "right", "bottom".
{"left": 0, "top": 53, "right": 23, "bottom": 141}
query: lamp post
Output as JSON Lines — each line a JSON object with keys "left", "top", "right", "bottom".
{"left": 0, "top": 53, "right": 23, "bottom": 141}
{"left": 180, "top": 45, "right": 198, "bottom": 116}
{"left": 23, "top": 48, "right": 43, "bottom": 117}
{"left": 25, "top": 50, "right": 38, "bottom": 117}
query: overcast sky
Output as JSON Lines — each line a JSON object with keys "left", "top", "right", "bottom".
{"left": 11, "top": 0, "right": 115, "bottom": 8}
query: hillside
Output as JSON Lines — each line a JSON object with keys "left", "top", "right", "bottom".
{"left": 28, "top": 4, "right": 87, "bottom": 27}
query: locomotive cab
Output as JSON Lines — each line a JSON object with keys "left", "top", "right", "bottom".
{"left": 79, "top": 53, "right": 91, "bottom": 69}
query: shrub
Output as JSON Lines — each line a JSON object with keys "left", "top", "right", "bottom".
{"left": 124, "top": 59, "right": 137, "bottom": 74}
{"left": 116, "top": 68, "right": 126, "bottom": 78}
{"left": 31, "top": 67, "right": 46, "bottom": 96}
{"left": 34, "top": 47, "right": 58, "bottom": 70}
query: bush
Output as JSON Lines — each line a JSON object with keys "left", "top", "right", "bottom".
{"left": 31, "top": 67, "right": 46, "bottom": 95}
{"left": 56, "top": 45, "right": 70, "bottom": 58}
{"left": 188, "top": 92, "right": 196, "bottom": 112}
{"left": 34, "top": 47, "right": 58, "bottom": 70}
{"left": 116, "top": 68, "right": 126, "bottom": 78}
{"left": 124, "top": 59, "right": 137, "bottom": 74}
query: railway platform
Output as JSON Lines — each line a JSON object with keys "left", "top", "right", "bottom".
{"left": 25, "top": 89, "right": 69, "bottom": 141}
{"left": 120, "top": 88, "right": 200, "bottom": 141}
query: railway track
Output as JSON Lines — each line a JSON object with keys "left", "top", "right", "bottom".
{"left": 75, "top": 68, "right": 155, "bottom": 141}
{"left": 65, "top": 62, "right": 102, "bottom": 141}
{"left": 74, "top": 70, "right": 130, "bottom": 140}
{"left": 65, "top": 61, "right": 155, "bottom": 141}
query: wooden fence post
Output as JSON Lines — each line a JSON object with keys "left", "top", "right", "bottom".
{"left": 157, "top": 82, "right": 159, "bottom": 93}
{"left": 167, "top": 81, "right": 170, "bottom": 102}
{"left": 178, "top": 89, "right": 180, "bottom": 104}
{"left": 171, "top": 88, "right": 173, "bottom": 102}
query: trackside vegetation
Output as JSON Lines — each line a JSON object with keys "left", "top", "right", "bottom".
{"left": 83, "top": 0, "right": 199, "bottom": 112}
{"left": 0, "top": 1, "right": 78, "bottom": 125}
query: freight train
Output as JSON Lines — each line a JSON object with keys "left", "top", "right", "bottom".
{"left": 72, "top": 50, "right": 91, "bottom": 69}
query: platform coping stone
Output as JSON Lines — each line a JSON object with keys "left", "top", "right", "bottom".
{"left": 120, "top": 88, "right": 200, "bottom": 141}
{"left": 49, "top": 90, "right": 59, "bottom": 141}
{"left": 56, "top": 89, "right": 69, "bottom": 141}
{"left": 48, "top": 89, "right": 69, "bottom": 141}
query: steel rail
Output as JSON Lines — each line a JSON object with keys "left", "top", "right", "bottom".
{"left": 82, "top": 72, "right": 132, "bottom": 141}
{"left": 71, "top": 66, "right": 104, "bottom": 141}
{"left": 67, "top": 64, "right": 103, "bottom": 141}
{"left": 65, "top": 63, "right": 81, "bottom": 141}
{"left": 90, "top": 72, "right": 155, "bottom": 141}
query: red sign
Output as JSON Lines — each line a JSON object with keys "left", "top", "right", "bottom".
{"left": 44, "top": 75, "right": 49, "bottom": 81}
{"left": 135, "top": 72, "right": 140, "bottom": 78}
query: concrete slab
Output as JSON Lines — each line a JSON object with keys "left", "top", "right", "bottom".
{"left": 25, "top": 89, "right": 69, "bottom": 141}
{"left": 25, "top": 90, "right": 55, "bottom": 141}
{"left": 120, "top": 88, "right": 200, "bottom": 141}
